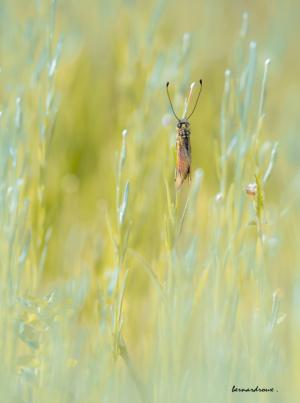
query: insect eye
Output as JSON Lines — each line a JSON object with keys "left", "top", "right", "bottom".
{"left": 177, "top": 123, "right": 182, "bottom": 128}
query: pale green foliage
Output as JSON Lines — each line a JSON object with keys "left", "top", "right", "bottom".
{"left": 1, "top": 1, "right": 300, "bottom": 403}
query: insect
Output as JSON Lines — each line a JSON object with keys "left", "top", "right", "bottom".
{"left": 166, "top": 80, "right": 203, "bottom": 189}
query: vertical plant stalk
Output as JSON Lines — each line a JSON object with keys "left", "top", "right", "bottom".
{"left": 252, "top": 58, "right": 273, "bottom": 242}
{"left": 119, "top": 335, "right": 149, "bottom": 403}
{"left": 33, "top": 0, "right": 62, "bottom": 289}
{"left": 182, "top": 81, "right": 196, "bottom": 119}
{"left": 219, "top": 69, "right": 231, "bottom": 195}
{"left": 164, "top": 105, "right": 203, "bottom": 401}
{"left": 111, "top": 129, "right": 148, "bottom": 403}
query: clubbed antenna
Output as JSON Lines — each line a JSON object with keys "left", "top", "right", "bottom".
{"left": 166, "top": 82, "right": 180, "bottom": 121}
{"left": 186, "top": 79, "right": 203, "bottom": 120}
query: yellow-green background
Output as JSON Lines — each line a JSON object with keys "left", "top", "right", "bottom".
{"left": 1, "top": 0, "right": 300, "bottom": 402}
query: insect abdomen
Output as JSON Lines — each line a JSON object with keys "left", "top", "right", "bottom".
{"left": 175, "top": 128, "right": 191, "bottom": 188}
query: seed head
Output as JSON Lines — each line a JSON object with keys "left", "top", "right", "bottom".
{"left": 245, "top": 183, "right": 257, "bottom": 197}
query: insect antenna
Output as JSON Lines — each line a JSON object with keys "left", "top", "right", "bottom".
{"left": 186, "top": 79, "right": 203, "bottom": 120}
{"left": 166, "top": 82, "right": 180, "bottom": 121}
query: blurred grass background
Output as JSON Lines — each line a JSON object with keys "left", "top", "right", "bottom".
{"left": 1, "top": 0, "right": 300, "bottom": 402}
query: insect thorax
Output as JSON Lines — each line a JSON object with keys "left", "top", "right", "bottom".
{"left": 177, "top": 119, "right": 190, "bottom": 138}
